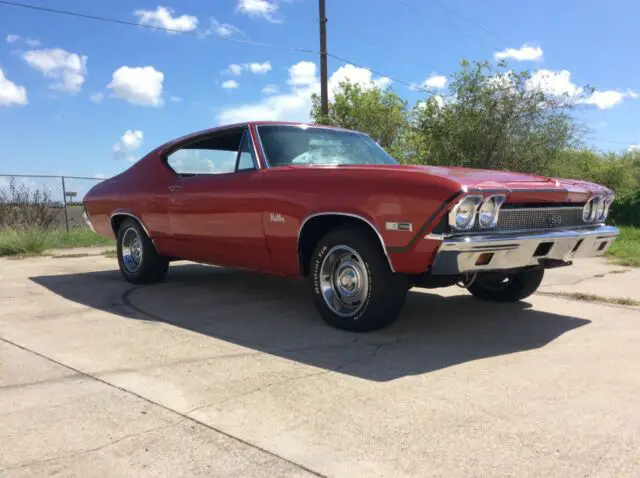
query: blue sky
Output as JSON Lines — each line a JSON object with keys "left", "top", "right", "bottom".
{"left": 1, "top": 0, "right": 639, "bottom": 184}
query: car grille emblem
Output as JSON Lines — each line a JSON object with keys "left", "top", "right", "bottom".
{"left": 548, "top": 215, "right": 562, "bottom": 226}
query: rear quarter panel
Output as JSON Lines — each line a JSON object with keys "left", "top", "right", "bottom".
{"left": 83, "top": 151, "right": 175, "bottom": 245}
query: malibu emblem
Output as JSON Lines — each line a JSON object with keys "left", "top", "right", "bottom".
{"left": 270, "top": 213, "right": 285, "bottom": 223}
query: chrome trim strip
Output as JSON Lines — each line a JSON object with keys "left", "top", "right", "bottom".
{"left": 297, "top": 212, "right": 395, "bottom": 273}
{"left": 442, "top": 222, "right": 607, "bottom": 238}
{"left": 248, "top": 124, "right": 267, "bottom": 170}
{"left": 110, "top": 211, "right": 153, "bottom": 239}
{"left": 82, "top": 210, "right": 96, "bottom": 233}
{"left": 501, "top": 206, "right": 584, "bottom": 212}
{"left": 430, "top": 225, "right": 620, "bottom": 275}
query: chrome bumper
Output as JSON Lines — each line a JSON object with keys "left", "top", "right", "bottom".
{"left": 430, "top": 225, "right": 620, "bottom": 275}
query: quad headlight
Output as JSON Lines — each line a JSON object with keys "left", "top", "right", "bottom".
{"left": 477, "top": 195, "right": 506, "bottom": 228}
{"left": 448, "top": 194, "right": 505, "bottom": 230}
{"left": 582, "top": 195, "right": 615, "bottom": 223}
{"left": 449, "top": 195, "right": 482, "bottom": 230}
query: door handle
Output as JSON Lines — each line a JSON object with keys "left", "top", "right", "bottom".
{"left": 168, "top": 185, "right": 183, "bottom": 192}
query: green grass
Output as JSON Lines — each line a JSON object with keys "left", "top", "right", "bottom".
{"left": 606, "top": 226, "right": 640, "bottom": 267}
{"left": 0, "top": 228, "right": 114, "bottom": 257}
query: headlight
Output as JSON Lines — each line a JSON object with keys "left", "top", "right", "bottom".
{"left": 477, "top": 195, "right": 505, "bottom": 228}
{"left": 594, "top": 196, "right": 606, "bottom": 222}
{"left": 582, "top": 198, "right": 593, "bottom": 222}
{"left": 602, "top": 196, "right": 614, "bottom": 221}
{"left": 583, "top": 195, "right": 614, "bottom": 223}
{"left": 448, "top": 195, "right": 482, "bottom": 230}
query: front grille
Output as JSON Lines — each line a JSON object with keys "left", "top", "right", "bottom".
{"left": 467, "top": 206, "right": 586, "bottom": 233}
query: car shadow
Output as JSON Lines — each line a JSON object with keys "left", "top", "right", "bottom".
{"left": 30, "top": 263, "right": 590, "bottom": 382}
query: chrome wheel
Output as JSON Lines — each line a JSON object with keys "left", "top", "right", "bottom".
{"left": 121, "top": 227, "right": 143, "bottom": 273}
{"left": 319, "top": 245, "right": 369, "bottom": 317}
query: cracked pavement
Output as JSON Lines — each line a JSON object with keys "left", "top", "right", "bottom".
{"left": 1, "top": 254, "right": 640, "bottom": 477}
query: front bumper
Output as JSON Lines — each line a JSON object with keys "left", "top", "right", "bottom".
{"left": 430, "top": 225, "right": 620, "bottom": 275}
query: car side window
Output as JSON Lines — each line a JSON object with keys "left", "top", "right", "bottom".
{"left": 166, "top": 128, "right": 244, "bottom": 176}
{"left": 236, "top": 132, "right": 256, "bottom": 172}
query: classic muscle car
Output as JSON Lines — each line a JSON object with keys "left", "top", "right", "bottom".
{"left": 83, "top": 121, "right": 620, "bottom": 331}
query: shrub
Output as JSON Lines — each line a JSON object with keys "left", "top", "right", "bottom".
{"left": 0, "top": 177, "right": 58, "bottom": 231}
{"left": 609, "top": 190, "right": 640, "bottom": 227}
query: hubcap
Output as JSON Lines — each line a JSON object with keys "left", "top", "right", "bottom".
{"left": 319, "top": 245, "right": 369, "bottom": 317}
{"left": 121, "top": 227, "right": 143, "bottom": 273}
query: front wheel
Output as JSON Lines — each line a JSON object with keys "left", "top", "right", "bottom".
{"left": 467, "top": 267, "right": 544, "bottom": 302}
{"left": 309, "top": 226, "right": 408, "bottom": 332}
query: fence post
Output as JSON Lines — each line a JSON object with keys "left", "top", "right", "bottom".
{"left": 61, "top": 176, "right": 69, "bottom": 232}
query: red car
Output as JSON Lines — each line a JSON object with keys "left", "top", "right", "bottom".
{"left": 83, "top": 121, "right": 619, "bottom": 331}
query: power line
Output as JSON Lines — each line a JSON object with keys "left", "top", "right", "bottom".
{"left": 426, "top": 0, "right": 506, "bottom": 44}
{"left": 0, "top": 0, "right": 314, "bottom": 53}
{"left": 390, "top": 0, "right": 502, "bottom": 48}
{"left": 1, "top": 0, "right": 434, "bottom": 94}
{"left": 327, "top": 52, "right": 429, "bottom": 93}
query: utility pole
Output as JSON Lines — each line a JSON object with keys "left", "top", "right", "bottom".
{"left": 319, "top": 0, "right": 329, "bottom": 119}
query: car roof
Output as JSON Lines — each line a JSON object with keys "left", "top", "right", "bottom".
{"left": 159, "top": 121, "right": 362, "bottom": 150}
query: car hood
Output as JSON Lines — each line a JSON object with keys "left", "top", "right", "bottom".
{"left": 294, "top": 163, "right": 610, "bottom": 194}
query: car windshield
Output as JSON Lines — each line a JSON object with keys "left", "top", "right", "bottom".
{"left": 257, "top": 125, "right": 398, "bottom": 167}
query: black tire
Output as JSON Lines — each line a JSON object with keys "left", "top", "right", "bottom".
{"left": 116, "top": 218, "right": 169, "bottom": 284}
{"left": 309, "top": 226, "right": 408, "bottom": 332}
{"left": 467, "top": 267, "right": 544, "bottom": 302}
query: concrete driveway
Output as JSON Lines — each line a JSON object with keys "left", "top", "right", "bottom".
{"left": 1, "top": 253, "right": 639, "bottom": 477}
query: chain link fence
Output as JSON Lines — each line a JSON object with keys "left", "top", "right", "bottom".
{"left": 0, "top": 174, "right": 105, "bottom": 231}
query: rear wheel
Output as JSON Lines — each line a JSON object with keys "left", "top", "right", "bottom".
{"left": 116, "top": 218, "right": 169, "bottom": 284}
{"left": 309, "top": 226, "right": 408, "bottom": 332}
{"left": 467, "top": 267, "right": 544, "bottom": 302}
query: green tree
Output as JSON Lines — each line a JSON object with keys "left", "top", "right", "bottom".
{"left": 310, "top": 80, "right": 410, "bottom": 155}
{"left": 411, "top": 60, "right": 591, "bottom": 174}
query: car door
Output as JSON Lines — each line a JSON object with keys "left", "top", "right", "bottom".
{"left": 164, "top": 127, "right": 271, "bottom": 271}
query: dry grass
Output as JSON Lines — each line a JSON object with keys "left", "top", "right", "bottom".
{"left": 546, "top": 291, "right": 640, "bottom": 307}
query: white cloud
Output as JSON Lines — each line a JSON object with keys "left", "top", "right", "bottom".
{"left": 248, "top": 61, "right": 272, "bottom": 74}
{"left": 107, "top": 66, "right": 164, "bottom": 107}
{"left": 628, "top": 144, "right": 640, "bottom": 152}
{"left": 133, "top": 6, "right": 198, "bottom": 33}
{"left": 113, "top": 130, "right": 144, "bottom": 161}
{"left": 422, "top": 74, "right": 447, "bottom": 89}
{"left": 222, "top": 80, "right": 239, "bottom": 89}
{"left": 217, "top": 61, "right": 392, "bottom": 124}
{"left": 0, "top": 68, "right": 28, "bottom": 106}
{"left": 22, "top": 48, "right": 88, "bottom": 94}
{"left": 227, "top": 63, "right": 244, "bottom": 75}
{"left": 25, "top": 38, "right": 40, "bottom": 48}
{"left": 209, "top": 17, "right": 243, "bottom": 37}
{"left": 525, "top": 69, "right": 582, "bottom": 97}
{"left": 262, "top": 84, "right": 279, "bottom": 95}
{"left": 94, "top": 173, "right": 107, "bottom": 179}
{"left": 236, "top": 0, "right": 281, "bottom": 23}
{"left": 328, "top": 64, "right": 391, "bottom": 93}
{"left": 287, "top": 61, "right": 317, "bottom": 87}
{"left": 494, "top": 44, "right": 544, "bottom": 61}
{"left": 6, "top": 34, "right": 20, "bottom": 43}
{"left": 170, "top": 95, "right": 183, "bottom": 102}
{"left": 225, "top": 61, "right": 272, "bottom": 76}
{"left": 90, "top": 92, "right": 104, "bottom": 104}
{"left": 526, "top": 69, "right": 637, "bottom": 109}
{"left": 580, "top": 90, "right": 638, "bottom": 109}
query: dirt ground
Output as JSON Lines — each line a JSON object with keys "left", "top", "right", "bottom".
{"left": 1, "top": 253, "right": 639, "bottom": 477}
